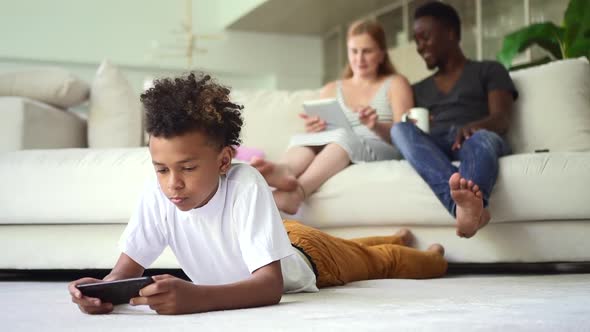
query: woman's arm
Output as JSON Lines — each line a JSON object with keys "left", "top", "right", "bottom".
{"left": 366, "top": 75, "right": 414, "bottom": 142}
{"left": 319, "top": 81, "right": 337, "bottom": 99}
{"left": 130, "top": 260, "right": 284, "bottom": 315}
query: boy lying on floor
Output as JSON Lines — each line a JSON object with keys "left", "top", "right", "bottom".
{"left": 68, "top": 72, "right": 447, "bottom": 315}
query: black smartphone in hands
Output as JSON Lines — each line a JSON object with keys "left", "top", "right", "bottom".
{"left": 76, "top": 276, "right": 155, "bottom": 305}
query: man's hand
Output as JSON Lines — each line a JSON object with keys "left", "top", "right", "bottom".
{"left": 354, "top": 106, "right": 378, "bottom": 129}
{"left": 130, "top": 274, "right": 202, "bottom": 315}
{"left": 68, "top": 277, "right": 114, "bottom": 315}
{"left": 299, "top": 113, "right": 326, "bottom": 133}
{"left": 452, "top": 123, "right": 483, "bottom": 150}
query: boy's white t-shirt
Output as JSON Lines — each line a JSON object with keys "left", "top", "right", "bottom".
{"left": 119, "top": 163, "right": 318, "bottom": 293}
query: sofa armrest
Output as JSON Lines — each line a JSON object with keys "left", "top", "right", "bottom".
{"left": 0, "top": 97, "right": 87, "bottom": 152}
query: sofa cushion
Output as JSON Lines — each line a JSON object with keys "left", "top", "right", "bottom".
{"left": 88, "top": 60, "right": 143, "bottom": 148}
{"left": 0, "top": 67, "right": 89, "bottom": 109}
{"left": 0, "top": 148, "right": 152, "bottom": 224}
{"left": 507, "top": 57, "right": 590, "bottom": 154}
{"left": 0, "top": 97, "right": 86, "bottom": 152}
{"left": 1, "top": 149, "right": 588, "bottom": 226}
{"left": 303, "top": 152, "right": 590, "bottom": 229}
{"left": 231, "top": 89, "right": 320, "bottom": 161}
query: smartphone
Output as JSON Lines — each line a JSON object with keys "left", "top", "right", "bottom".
{"left": 76, "top": 276, "right": 155, "bottom": 305}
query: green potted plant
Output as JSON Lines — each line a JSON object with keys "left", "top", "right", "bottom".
{"left": 497, "top": 0, "right": 590, "bottom": 69}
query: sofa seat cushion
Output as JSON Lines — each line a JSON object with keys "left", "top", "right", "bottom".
{"left": 1, "top": 149, "right": 588, "bottom": 226}
{"left": 0, "top": 148, "right": 152, "bottom": 224}
{"left": 304, "top": 152, "right": 590, "bottom": 229}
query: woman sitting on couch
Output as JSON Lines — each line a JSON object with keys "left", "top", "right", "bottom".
{"left": 252, "top": 19, "right": 413, "bottom": 214}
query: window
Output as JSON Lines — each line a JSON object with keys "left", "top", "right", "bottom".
{"left": 323, "top": 29, "right": 343, "bottom": 83}
{"left": 441, "top": 0, "right": 478, "bottom": 59}
{"left": 323, "top": 0, "right": 572, "bottom": 80}
{"left": 377, "top": 6, "right": 405, "bottom": 49}
{"left": 481, "top": 0, "right": 525, "bottom": 61}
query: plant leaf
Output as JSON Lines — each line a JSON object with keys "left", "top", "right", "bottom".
{"left": 563, "top": 22, "right": 580, "bottom": 52}
{"left": 497, "top": 23, "right": 564, "bottom": 68}
{"left": 564, "top": 0, "right": 590, "bottom": 41}
{"left": 567, "top": 39, "right": 590, "bottom": 59}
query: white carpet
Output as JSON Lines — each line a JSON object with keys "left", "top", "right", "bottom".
{"left": 1, "top": 274, "right": 589, "bottom": 331}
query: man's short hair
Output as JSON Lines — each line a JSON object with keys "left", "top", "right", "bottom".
{"left": 414, "top": 1, "right": 462, "bottom": 40}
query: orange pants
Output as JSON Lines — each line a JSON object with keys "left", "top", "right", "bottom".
{"left": 284, "top": 220, "right": 448, "bottom": 288}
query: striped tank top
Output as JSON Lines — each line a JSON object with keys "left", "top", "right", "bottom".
{"left": 336, "top": 77, "right": 394, "bottom": 128}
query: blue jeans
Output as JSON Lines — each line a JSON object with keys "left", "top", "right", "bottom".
{"left": 391, "top": 122, "right": 511, "bottom": 217}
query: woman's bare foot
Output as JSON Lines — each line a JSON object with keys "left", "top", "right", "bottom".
{"left": 250, "top": 157, "right": 298, "bottom": 191}
{"left": 449, "top": 172, "right": 490, "bottom": 238}
{"left": 427, "top": 243, "right": 445, "bottom": 256}
{"left": 273, "top": 186, "right": 305, "bottom": 214}
{"left": 394, "top": 228, "right": 414, "bottom": 247}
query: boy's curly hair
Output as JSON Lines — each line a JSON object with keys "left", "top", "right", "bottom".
{"left": 141, "top": 72, "right": 243, "bottom": 149}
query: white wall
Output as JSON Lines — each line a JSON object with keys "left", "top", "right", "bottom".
{"left": 0, "top": 0, "right": 322, "bottom": 91}
{"left": 206, "top": 0, "right": 267, "bottom": 31}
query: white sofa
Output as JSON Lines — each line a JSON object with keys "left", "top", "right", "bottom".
{"left": 1, "top": 58, "right": 589, "bottom": 269}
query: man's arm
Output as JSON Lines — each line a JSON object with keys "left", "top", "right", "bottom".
{"left": 130, "top": 260, "right": 284, "bottom": 315}
{"left": 452, "top": 89, "right": 513, "bottom": 150}
{"left": 475, "top": 89, "right": 513, "bottom": 134}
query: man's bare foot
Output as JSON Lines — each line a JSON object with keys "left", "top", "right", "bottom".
{"left": 427, "top": 243, "right": 445, "bottom": 256}
{"left": 273, "top": 186, "right": 305, "bottom": 214}
{"left": 449, "top": 173, "right": 490, "bottom": 238}
{"left": 466, "top": 180, "right": 491, "bottom": 231}
{"left": 250, "top": 157, "right": 298, "bottom": 191}
{"left": 394, "top": 228, "right": 414, "bottom": 247}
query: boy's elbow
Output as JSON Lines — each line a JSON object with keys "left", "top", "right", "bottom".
{"left": 269, "top": 290, "right": 283, "bottom": 305}
{"left": 266, "top": 275, "right": 284, "bottom": 305}
{"left": 272, "top": 277, "right": 284, "bottom": 304}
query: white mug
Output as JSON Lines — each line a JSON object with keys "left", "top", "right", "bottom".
{"left": 401, "top": 107, "right": 430, "bottom": 133}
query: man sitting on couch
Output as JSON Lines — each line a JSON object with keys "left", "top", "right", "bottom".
{"left": 391, "top": 1, "right": 518, "bottom": 238}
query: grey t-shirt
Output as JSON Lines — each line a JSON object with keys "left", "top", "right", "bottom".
{"left": 412, "top": 60, "right": 518, "bottom": 134}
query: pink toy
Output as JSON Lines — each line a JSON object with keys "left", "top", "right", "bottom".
{"left": 234, "top": 146, "right": 265, "bottom": 162}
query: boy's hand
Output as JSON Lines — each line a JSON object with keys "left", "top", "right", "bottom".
{"left": 130, "top": 274, "right": 202, "bottom": 315}
{"left": 68, "top": 277, "right": 114, "bottom": 315}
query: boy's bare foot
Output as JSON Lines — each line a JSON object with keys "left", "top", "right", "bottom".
{"left": 273, "top": 186, "right": 305, "bottom": 214}
{"left": 427, "top": 243, "right": 445, "bottom": 256}
{"left": 449, "top": 173, "right": 490, "bottom": 238}
{"left": 250, "top": 157, "right": 298, "bottom": 191}
{"left": 394, "top": 228, "right": 414, "bottom": 247}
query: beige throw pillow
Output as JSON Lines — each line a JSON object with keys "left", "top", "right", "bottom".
{"left": 88, "top": 60, "right": 142, "bottom": 148}
{"left": 0, "top": 67, "right": 89, "bottom": 109}
{"left": 231, "top": 89, "right": 320, "bottom": 161}
{"left": 507, "top": 57, "right": 590, "bottom": 153}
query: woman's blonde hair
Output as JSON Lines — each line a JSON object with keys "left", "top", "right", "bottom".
{"left": 342, "top": 19, "right": 396, "bottom": 79}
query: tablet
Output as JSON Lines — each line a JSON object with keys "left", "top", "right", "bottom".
{"left": 76, "top": 276, "right": 155, "bottom": 305}
{"left": 302, "top": 98, "right": 353, "bottom": 132}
